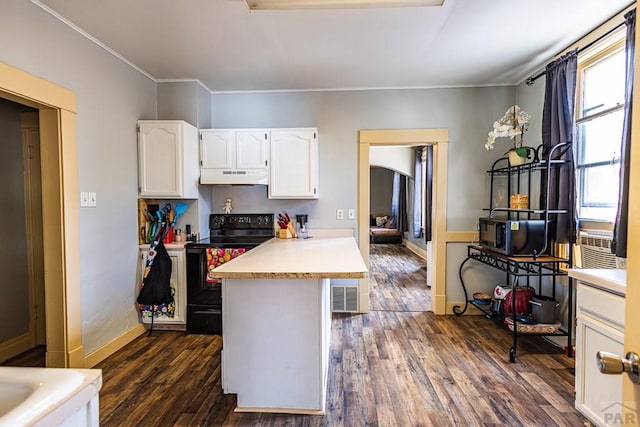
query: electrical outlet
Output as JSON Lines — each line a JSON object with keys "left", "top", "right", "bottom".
{"left": 336, "top": 209, "right": 344, "bottom": 220}
{"left": 348, "top": 209, "right": 355, "bottom": 220}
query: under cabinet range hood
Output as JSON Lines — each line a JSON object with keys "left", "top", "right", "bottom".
{"left": 199, "top": 168, "right": 269, "bottom": 185}
{"left": 199, "top": 129, "right": 270, "bottom": 185}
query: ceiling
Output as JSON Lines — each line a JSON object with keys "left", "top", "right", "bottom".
{"left": 35, "top": 0, "right": 634, "bottom": 92}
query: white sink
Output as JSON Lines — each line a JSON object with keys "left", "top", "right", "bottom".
{"left": 0, "top": 381, "right": 32, "bottom": 416}
{"left": 0, "top": 367, "right": 101, "bottom": 427}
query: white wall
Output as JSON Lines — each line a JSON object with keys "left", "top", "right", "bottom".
{"left": 0, "top": 1, "right": 157, "bottom": 355}
{"left": 370, "top": 146, "right": 414, "bottom": 177}
{"left": 157, "top": 81, "right": 212, "bottom": 129}
{"left": 211, "top": 88, "right": 517, "bottom": 308}
{"left": 210, "top": 87, "right": 516, "bottom": 235}
{"left": 0, "top": 1, "right": 523, "bottom": 352}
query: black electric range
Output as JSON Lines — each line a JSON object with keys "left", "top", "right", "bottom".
{"left": 185, "top": 214, "right": 274, "bottom": 334}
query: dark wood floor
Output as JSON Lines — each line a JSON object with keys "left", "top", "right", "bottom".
{"left": 1, "top": 345, "right": 45, "bottom": 367}
{"left": 5, "top": 244, "right": 587, "bottom": 426}
{"left": 369, "top": 243, "right": 430, "bottom": 312}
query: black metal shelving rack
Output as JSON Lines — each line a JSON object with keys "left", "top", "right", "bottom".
{"left": 454, "top": 142, "right": 574, "bottom": 362}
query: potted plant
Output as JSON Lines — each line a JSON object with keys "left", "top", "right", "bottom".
{"left": 485, "top": 105, "right": 532, "bottom": 166}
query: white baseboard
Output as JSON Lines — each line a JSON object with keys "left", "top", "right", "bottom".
{"left": 0, "top": 332, "right": 34, "bottom": 364}
{"left": 404, "top": 240, "right": 427, "bottom": 260}
{"left": 83, "top": 323, "right": 146, "bottom": 368}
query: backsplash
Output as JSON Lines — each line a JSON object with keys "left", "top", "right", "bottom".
{"left": 210, "top": 185, "right": 319, "bottom": 223}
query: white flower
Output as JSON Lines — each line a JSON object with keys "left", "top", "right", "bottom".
{"left": 485, "top": 105, "right": 530, "bottom": 150}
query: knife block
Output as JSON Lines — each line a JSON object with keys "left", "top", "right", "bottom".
{"left": 278, "top": 229, "right": 291, "bottom": 239}
{"left": 277, "top": 223, "right": 297, "bottom": 239}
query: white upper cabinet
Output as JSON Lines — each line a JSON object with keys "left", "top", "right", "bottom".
{"left": 138, "top": 120, "right": 199, "bottom": 198}
{"left": 269, "top": 129, "right": 319, "bottom": 199}
{"left": 236, "top": 131, "right": 269, "bottom": 169}
{"left": 200, "top": 129, "right": 269, "bottom": 185}
{"left": 201, "top": 130, "right": 234, "bottom": 170}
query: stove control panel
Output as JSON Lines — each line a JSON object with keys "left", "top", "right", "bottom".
{"left": 210, "top": 214, "right": 274, "bottom": 230}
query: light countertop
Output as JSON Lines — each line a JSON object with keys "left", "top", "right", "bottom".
{"left": 209, "top": 236, "right": 368, "bottom": 279}
{"left": 568, "top": 268, "right": 627, "bottom": 297}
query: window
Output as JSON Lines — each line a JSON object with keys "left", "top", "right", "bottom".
{"left": 575, "top": 35, "right": 626, "bottom": 222}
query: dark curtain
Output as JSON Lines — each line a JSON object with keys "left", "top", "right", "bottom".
{"left": 425, "top": 145, "right": 433, "bottom": 242}
{"left": 391, "top": 171, "right": 408, "bottom": 233}
{"left": 541, "top": 49, "right": 578, "bottom": 244}
{"left": 612, "top": 9, "right": 636, "bottom": 258}
{"left": 413, "top": 148, "right": 422, "bottom": 238}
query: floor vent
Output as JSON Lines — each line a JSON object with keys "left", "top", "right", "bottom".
{"left": 331, "top": 282, "right": 359, "bottom": 312}
{"left": 577, "top": 233, "right": 619, "bottom": 269}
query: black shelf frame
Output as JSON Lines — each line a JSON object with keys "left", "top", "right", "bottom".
{"left": 457, "top": 142, "right": 574, "bottom": 362}
{"left": 454, "top": 245, "right": 572, "bottom": 362}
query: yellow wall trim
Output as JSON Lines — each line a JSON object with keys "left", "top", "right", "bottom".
{"left": 1, "top": 61, "right": 81, "bottom": 368}
{"left": 358, "top": 129, "right": 448, "bottom": 315}
{"left": 360, "top": 128, "right": 449, "bottom": 145}
{"left": 404, "top": 240, "right": 427, "bottom": 260}
{"left": 445, "top": 231, "right": 477, "bottom": 243}
{"left": 0, "top": 61, "right": 76, "bottom": 112}
{"left": 84, "top": 323, "right": 146, "bottom": 368}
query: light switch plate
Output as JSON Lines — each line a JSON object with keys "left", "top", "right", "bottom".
{"left": 348, "top": 209, "right": 355, "bottom": 220}
{"left": 81, "top": 191, "right": 97, "bottom": 207}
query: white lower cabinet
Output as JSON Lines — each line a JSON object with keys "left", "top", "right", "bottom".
{"left": 137, "top": 246, "right": 186, "bottom": 329}
{"left": 575, "top": 282, "right": 625, "bottom": 426}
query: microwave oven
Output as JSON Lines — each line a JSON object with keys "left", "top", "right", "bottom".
{"left": 478, "top": 218, "right": 550, "bottom": 256}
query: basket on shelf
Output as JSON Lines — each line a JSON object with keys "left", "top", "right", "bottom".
{"left": 504, "top": 317, "right": 560, "bottom": 334}
{"left": 509, "top": 193, "right": 529, "bottom": 209}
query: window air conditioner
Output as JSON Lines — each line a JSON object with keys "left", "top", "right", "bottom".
{"left": 575, "top": 232, "right": 625, "bottom": 269}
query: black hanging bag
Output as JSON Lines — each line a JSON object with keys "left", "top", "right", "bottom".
{"left": 137, "top": 240, "right": 173, "bottom": 335}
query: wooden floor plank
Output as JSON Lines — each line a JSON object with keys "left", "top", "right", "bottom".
{"left": 4, "top": 243, "right": 586, "bottom": 426}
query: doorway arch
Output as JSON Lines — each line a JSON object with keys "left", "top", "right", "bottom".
{"left": 0, "top": 61, "right": 83, "bottom": 367}
{"left": 358, "top": 129, "right": 448, "bottom": 315}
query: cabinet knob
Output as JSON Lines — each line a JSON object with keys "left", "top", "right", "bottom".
{"left": 597, "top": 351, "right": 640, "bottom": 384}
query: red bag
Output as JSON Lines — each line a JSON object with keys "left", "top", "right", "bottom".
{"left": 502, "top": 286, "right": 534, "bottom": 316}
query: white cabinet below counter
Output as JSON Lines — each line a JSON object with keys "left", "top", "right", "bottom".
{"left": 570, "top": 268, "right": 626, "bottom": 427}
{"left": 137, "top": 120, "right": 199, "bottom": 198}
{"left": 137, "top": 244, "right": 187, "bottom": 330}
{"left": 200, "top": 129, "right": 270, "bottom": 185}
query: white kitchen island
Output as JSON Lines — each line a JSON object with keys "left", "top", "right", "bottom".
{"left": 209, "top": 235, "right": 368, "bottom": 414}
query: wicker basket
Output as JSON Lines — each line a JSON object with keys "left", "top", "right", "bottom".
{"left": 509, "top": 193, "right": 529, "bottom": 209}
{"left": 504, "top": 317, "right": 560, "bottom": 334}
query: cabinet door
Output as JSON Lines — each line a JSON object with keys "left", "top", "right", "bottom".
{"left": 269, "top": 129, "right": 318, "bottom": 199}
{"left": 201, "top": 130, "right": 234, "bottom": 169}
{"left": 138, "top": 122, "right": 183, "bottom": 197}
{"left": 575, "top": 315, "right": 624, "bottom": 425}
{"left": 236, "top": 130, "right": 269, "bottom": 170}
{"left": 575, "top": 284, "right": 625, "bottom": 426}
{"left": 138, "top": 248, "right": 185, "bottom": 326}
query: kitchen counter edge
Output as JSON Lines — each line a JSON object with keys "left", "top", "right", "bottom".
{"left": 568, "top": 268, "right": 626, "bottom": 297}
{"left": 210, "top": 236, "right": 368, "bottom": 280}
